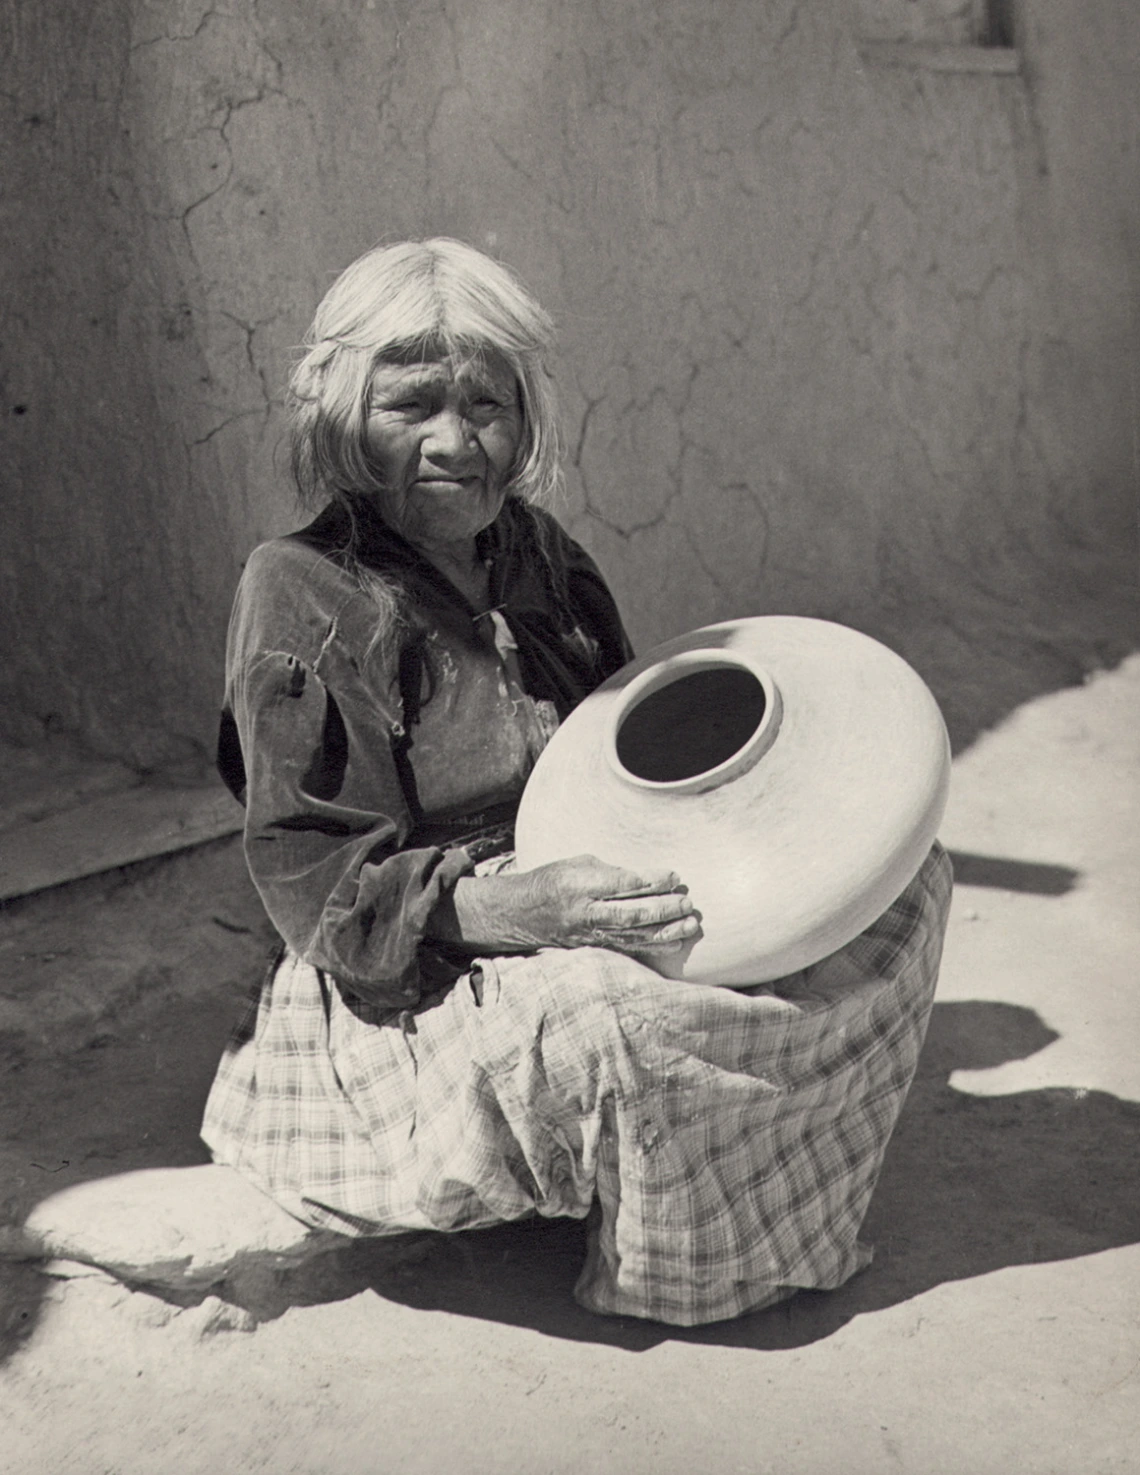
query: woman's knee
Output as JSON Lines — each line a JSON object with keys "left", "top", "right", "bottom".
{"left": 491, "top": 945, "right": 662, "bottom": 1021}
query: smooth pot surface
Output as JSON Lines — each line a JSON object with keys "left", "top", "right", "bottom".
{"left": 513, "top": 616, "right": 950, "bottom": 987}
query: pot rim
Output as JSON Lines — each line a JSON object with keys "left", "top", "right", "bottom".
{"left": 602, "top": 647, "right": 784, "bottom": 796}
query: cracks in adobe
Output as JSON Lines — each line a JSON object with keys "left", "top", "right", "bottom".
{"left": 184, "top": 310, "right": 281, "bottom": 463}
{"left": 372, "top": 10, "right": 408, "bottom": 145}
{"left": 827, "top": 155, "right": 1045, "bottom": 523}
{"left": 424, "top": 0, "right": 576, "bottom": 220}
{"left": 568, "top": 390, "right": 635, "bottom": 540}
{"left": 725, "top": 112, "right": 775, "bottom": 199}
{"left": 417, "top": 0, "right": 470, "bottom": 208}
{"left": 115, "top": 5, "right": 303, "bottom": 520}
{"left": 129, "top": 7, "right": 215, "bottom": 53}
{"left": 775, "top": 2, "right": 801, "bottom": 51}
{"left": 1010, "top": 331, "right": 1053, "bottom": 484}
{"left": 676, "top": 483, "right": 772, "bottom": 603}
{"left": 179, "top": 78, "right": 283, "bottom": 241}
{"left": 487, "top": 133, "right": 574, "bottom": 219}
{"left": 126, "top": 5, "right": 298, "bottom": 243}
{"left": 187, "top": 408, "right": 264, "bottom": 448}
{"left": 570, "top": 392, "right": 603, "bottom": 480}
{"left": 219, "top": 308, "right": 281, "bottom": 425}
{"left": 572, "top": 358, "right": 732, "bottom": 547}
{"left": 569, "top": 391, "right": 670, "bottom": 543}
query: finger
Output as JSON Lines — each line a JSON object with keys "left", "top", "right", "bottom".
{"left": 647, "top": 915, "right": 702, "bottom": 945}
{"left": 617, "top": 937, "right": 687, "bottom": 955}
{"left": 613, "top": 926, "right": 698, "bottom": 955}
{"left": 609, "top": 876, "right": 685, "bottom": 900}
{"left": 592, "top": 896, "right": 695, "bottom": 929}
{"left": 592, "top": 864, "right": 685, "bottom": 899}
{"left": 589, "top": 914, "right": 701, "bottom": 947}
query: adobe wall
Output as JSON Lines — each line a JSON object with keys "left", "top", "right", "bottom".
{"left": 1, "top": 0, "right": 1135, "bottom": 764}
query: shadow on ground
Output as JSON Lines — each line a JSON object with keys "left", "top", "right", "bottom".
{"left": 942, "top": 852, "right": 1080, "bottom": 896}
{"left": 864, "top": 567, "right": 1138, "bottom": 756}
{"left": 0, "top": 851, "right": 271, "bottom": 1365}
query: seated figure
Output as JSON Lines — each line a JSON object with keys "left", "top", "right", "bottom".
{"left": 203, "top": 238, "right": 952, "bottom": 1326}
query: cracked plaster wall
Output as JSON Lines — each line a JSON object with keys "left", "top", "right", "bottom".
{"left": 1, "top": 0, "right": 1136, "bottom": 766}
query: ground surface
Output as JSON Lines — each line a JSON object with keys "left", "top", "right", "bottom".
{"left": 0, "top": 658, "right": 1138, "bottom": 1475}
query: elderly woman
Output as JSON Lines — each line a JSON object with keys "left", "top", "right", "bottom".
{"left": 204, "top": 238, "right": 951, "bottom": 1326}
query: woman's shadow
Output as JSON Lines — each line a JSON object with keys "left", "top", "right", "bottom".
{"left": 336, "top": 998, "right": 1140, "bottom": 1350}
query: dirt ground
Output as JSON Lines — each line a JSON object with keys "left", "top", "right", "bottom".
{"left": 0, "top": 656, "right": 1137, "bottom": 1475}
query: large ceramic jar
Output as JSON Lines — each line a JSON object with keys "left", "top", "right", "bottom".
{"left": 514, "top": 616, "right": 950, "bottom": 987}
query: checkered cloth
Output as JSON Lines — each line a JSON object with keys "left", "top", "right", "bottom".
{"left": 203, "top": 843, "right": 951, "bottom": 1325}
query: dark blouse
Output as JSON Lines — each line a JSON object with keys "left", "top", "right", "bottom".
{"left": 217, "top": 497, "right": 633, "bottom": 1009}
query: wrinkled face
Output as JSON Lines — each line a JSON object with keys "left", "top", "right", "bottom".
{"left": 363, "top": 350, "right": 524, "bottom": 553}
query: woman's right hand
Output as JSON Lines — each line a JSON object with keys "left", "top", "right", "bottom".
{"left": 442, "top": 853, "right": 700, "bottom": 958}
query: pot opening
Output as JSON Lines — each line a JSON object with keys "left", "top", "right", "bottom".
{"left": 614, "top": 665, "right": 768, "bottom": 785}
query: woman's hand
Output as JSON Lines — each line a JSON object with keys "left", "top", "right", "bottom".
{"left": 438, "top": 854, "right": 700, "bottom": 958}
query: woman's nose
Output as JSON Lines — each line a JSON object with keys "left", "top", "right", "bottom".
{"left": 422, "top": 408, "right": 476, "bottom": 462}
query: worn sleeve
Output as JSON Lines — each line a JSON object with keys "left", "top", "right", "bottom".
{"left": 230, "top": 645, "right": 474, "bottom": 1008}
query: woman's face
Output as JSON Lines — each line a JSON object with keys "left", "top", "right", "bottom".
{"left": 363, "top": 350, "right": 524, "bottom": 554}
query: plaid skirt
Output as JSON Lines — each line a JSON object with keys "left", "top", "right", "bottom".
{"left": 202, "top": 844, "right": 951, "bottom": 1325}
